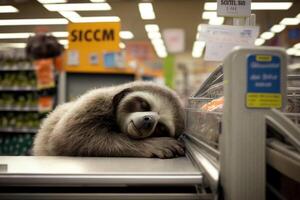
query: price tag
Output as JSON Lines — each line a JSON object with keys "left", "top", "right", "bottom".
{"left": 217, "top": 0, "right": 251, "bottom": 17}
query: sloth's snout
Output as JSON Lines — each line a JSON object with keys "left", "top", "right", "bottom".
{"left": 142, "top": 115, "right": 155, "bottom": 129}
{"left": 127, "top": 112, "right": 159, "bottom": 139}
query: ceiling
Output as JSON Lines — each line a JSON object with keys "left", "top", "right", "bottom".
{"left": 0, "top": 0, "right": 299, "bottom": 53}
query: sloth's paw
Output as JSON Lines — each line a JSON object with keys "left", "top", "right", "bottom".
{"left": 141, "top": 137, "right": 185, "bottom": 159}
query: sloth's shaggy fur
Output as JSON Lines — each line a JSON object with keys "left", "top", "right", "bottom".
{"left": 33, "top": 81, "right": 185, "bottom": 158}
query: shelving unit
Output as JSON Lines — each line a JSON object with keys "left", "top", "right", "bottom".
{"left": 0, "top": 57, "right": 57, "bottom": 156}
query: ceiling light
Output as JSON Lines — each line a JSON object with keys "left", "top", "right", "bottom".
{"left": 0, "top": 43, "right": 26, "bottom": 48}
{"left": 197, "top": 24, "right": 202, "bottom": 32}
{"left": 52, "top": 32, "right": 68, "bottom": 37}
{"left": 155, "top": 47, "right": 167, "bottom": 58}
{"left": 280, "top": 18, "right": 300, "bottom": 25}
{"left": 287, "top": 48, "right": 297, "bottom": 55}
{"left": 138, "top": 3, "right": 155, "bottom": 20}
{"left": 192, "top": 41, "right": 205, "bottom": 58}
{"left": 148, "top": 31, "right": 161, "bottom": 39}
{"left": 260, "top": 32, "right": 275, "bottom": 40}
{"left": 90, "top": 0, "right": 106, "bottom": 2}
{"left": 209, "top": 17, "right": 224, "bottom": 25}
{"left": 58, "top": 11, "right": 81, "bottom": 22}
{"left": 151, "top": 38, "right": 164, "bottom": 46}
{"left": 204, "top": 2, "right": 217, "bottom": 11}
{"left": 37, "top": 0, "right": 66, "bottom": 3}
{"left": 294, "top": 50, "right": 300, "bottom": 57}
{"left": 196, "top": 32, "right": 200, "bottom": 40}
{"left": 44, "top": 3, "right": 111, "bottom": 11}
{"left": 145, "top": 24, "right": 159, "bottom": 32}
{"left": 255, "top": 38, "right": 265, "bottom": 46}
{"left": 203, "top": 2, "right": 293, "bottom": 11}
{"left": 59, "top": 39, "right": 68, "bottom": 45}
{"left": 251, "top": 2, "right": 293, "bottom": 10}
{"left": 270, "top": 24, "right": 286, "bottom": 33}
{"left": 72, "top": 16, "right": 120, "bottom": 23}
{"left": 0, "top": 31, "right": 68, "bottom": 39}
{"left": 0, "top": 18, "right": 68, "bottom": 26}
{"left": 119, "top": 42, "right": 125, "bottom": 49}
{"left": 120, "top": 31, "right": 134, "bottom": 39}
{"left": 202, "top": 12, "right": 217, "bottom": 20}
{"left": 293, "top": 43, "right": 300, "bottom": 49}
{"left": 0, "top": 5, "right": 18, "bottom": 13}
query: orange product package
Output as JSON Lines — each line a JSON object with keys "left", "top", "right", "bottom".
{"left": 34, "top": 59, "right": 55, "bottom": 89}
{"left": 201, "top": 97, "right": 224, "bottom": 112}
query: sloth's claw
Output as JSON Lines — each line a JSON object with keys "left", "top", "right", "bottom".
{"left": 140, "top": 137, "right": 185, "bottom": 159}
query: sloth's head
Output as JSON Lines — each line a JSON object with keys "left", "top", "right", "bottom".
{"left": 115, "top": 87, "right": 184, "bottom": 139}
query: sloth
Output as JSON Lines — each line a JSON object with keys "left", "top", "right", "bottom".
{"left": 33, "top": 81, "right": 185, "bottom": 158}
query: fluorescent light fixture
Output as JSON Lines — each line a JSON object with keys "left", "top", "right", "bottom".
{"left": 120, "top": 31, "right": 134, "bottom": 39}
{"left": 0, "top": 5, "right": 18, "bottom": 13}
{"left": 293, "top": 43, "right": 300, "bottom": 49}
{"left": 204, "top": 2, "right": 217, "bottom": 11}
{"left": 148, "top": 31, "right": 161, "bottom": 39}
{"left": 44, "top": 3, "right": 111, "bottom": 11}
{"left": 138, "top": 3, "right": 155, "bottom": 20}
{"left": 59, "top": 39, "right": 68, "bottom": 45}
{"left": 192, "top": 41, "right": 205, "bottom": 58}
{"left": 59, "top": 11, "right": 81, "bottom": 22}
{"left": 145, "top": 24, "right": 159, "bottom": 32}
{"left": 154, "top": 46, "right": 167, "bottom": 58}
{"left": 73, "top": 16, "right": 120, "bottom": 23}
{"left": 196, "top": 32, "right": 200, "bottom": 40}
{"left": 209, "top": 17, "right": 224, "bottom": 25}
{"left": 0, "top": 18, "right": 68, "bottom": 26}
{"left": 197, "top": 24, "right": 202, "bottom": 32}
{"left": 260, "top": 32, "right": 275, "bottom": 40}
{"left": 0, "top": 31, "right": 68, "bottom": 39}
{"left": 202, "top": 12, "right": 217, "bottom": 20}
{"left": 52, "top": 31, "right": 68, "bottom": 37}
{"left": 37, "top": 0, "right": 66, "bottom": 3}
{"left": 0, "top": 33, "right": 32, "bottom": 39}
{"left": 270, "top": 24, "right": 286, "bottom": 33}
{"left": 287, "top": 48, "right": 297, "bottom": 55}
{"left": 203, "top": 2, "right": 292, "bottom": 11}
{"left": 0, "top": 43, "right": 26, "bottom": 48}
{"left": 280, "top": 18, "right": 300, "bottom": 25}
{"left": 251, "top": 2, "right": 292, "bottom": 10}
{"left": 255, "top": 38, "right": 265, "bottom": 46}
{"left": 151, "top": 38, "right": 164, "bottom": 46}
{"left": 119, "top": 42, "right": 125, "bottom": 49}
{"left": 90, "top": 0, "right": 106, "bottom": 2}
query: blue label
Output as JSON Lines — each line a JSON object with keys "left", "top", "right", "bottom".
{"left": 247, "top": 55, "right": 281, "bottom": 93}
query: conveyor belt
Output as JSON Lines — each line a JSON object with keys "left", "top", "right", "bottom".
{"left": 0, "top": 156, "right": 203, "bottom": 187}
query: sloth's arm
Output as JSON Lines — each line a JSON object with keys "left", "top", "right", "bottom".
{"left": 51, "top": 130, "right": 185, "bottom": 158}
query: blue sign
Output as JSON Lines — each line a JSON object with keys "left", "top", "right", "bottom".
{"left": 247, "top": 55, "right": 281, "bottom": 93}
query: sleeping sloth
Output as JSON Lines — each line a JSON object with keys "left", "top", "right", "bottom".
{"left": 33, "top": 81, "right": 185, "bottom": 158}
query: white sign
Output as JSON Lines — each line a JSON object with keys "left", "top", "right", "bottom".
{"left": 199, "top": 24, "right": 259, "bottom": 61}
{"left": 217, "top": 0, "right": 251, "bottom": 17}
{"left": 163, "top": 29, "right": 185, "bottom": 53}
{"left": 67, "top": 50, "right": 79, "bottom": 66}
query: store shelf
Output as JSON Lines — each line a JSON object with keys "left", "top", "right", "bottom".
{"left": 0, "top": 66, "right": 34, "bottom": 71}
{"left": 0, "top": 127, "right": 38, "bottom": 133}
{"left": 0, "top": 86, "right": 37, "bottom": 91}
{"left": 0, "top": 106, "right": 38, "bottom": 112}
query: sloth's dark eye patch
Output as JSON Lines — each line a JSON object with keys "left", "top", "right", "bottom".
{"left": 124, "top": 97, "right": 151, "bottom": 113}
{"left": 151, "top": 122, "right": 170, "bottom": 137}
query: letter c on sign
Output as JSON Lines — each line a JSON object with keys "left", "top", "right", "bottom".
{"left": 85, "top": 30, "right": 92, "bottom": 42}
{"left": 94, "top": 29, "right": 101, "bottom": 41}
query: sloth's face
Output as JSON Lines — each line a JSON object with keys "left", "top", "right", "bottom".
{"left": 116, "top": 91, "right": 176, "bottom": 139}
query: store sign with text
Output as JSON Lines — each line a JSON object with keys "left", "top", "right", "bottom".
{"left": 65, "top": 22, "right": 120, "bottom": 73}
{"left": 217, "top": 0, "right": 251, "bottom": 17}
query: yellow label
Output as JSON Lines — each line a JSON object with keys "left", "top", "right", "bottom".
{"left": 65, "top": 22, "right": 120, "bottom": 72}
{"left": 246, "top": 93, "right": 282, "bottom": 108}
{"left": 256, "top": 55, "right": 272, "bottom": 62}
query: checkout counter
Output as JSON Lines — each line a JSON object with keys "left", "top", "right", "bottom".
{"left": 0, "top": 47, "right": 299, "bottom": 200}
